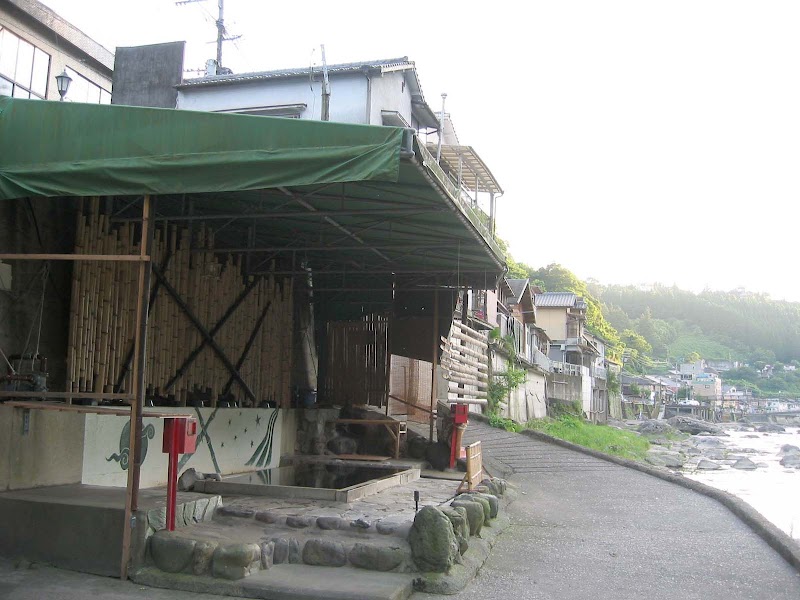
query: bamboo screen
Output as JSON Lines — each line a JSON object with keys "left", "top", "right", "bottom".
{"left": 387, "top": 355, "right": 433, "bottom": 423}
{"left": 66, "top": 199, "right": 293, "bottom": 407}
{"left": 322, "top": 314, "right": 388, "bottom": 407}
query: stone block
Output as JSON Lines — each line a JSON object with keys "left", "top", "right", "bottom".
{"left": 192, "top": 541, "right": 218, "bottom": 575}
{"left": 441, "top": 506, "right": 469, "bottom": 555}
{"left": 260, "top": 541, "right": 275, "bottom": 570}
{"left": 255, "top": 510, "right": 280, "bottom": 524}
{"left": 450, "top": 498, "right": 484, "bottom": 536}
{"left": 302, "top": 538, "right": 347, "bottom": 567}
{"left": 211, "top": 543, "right": 260, "bottom": 580}
{"left": 216, "top": 506, "right": 255, "bottom": 519}
{"left": 150, "top": 531, "right": 195, "bottom": 573}
{"left": 317, "top": 516, "right": 346, "bottom": 530}
{"left": 348, "top": 543, "right": 406, "bottom": 571}
{"left": 286, "top": 515, "right": 314, "bottom": 528}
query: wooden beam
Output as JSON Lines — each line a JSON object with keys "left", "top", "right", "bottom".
{"left": 0, "top": 253, "right": 148, "bottom": 262}
{"left": 0, "top": 391, "right": 134, "bottom": 400}
{"left": 4, "top": 401, "right": 189, "bottom": 418}
{"left": 121, "top": 194, "right": 154, "bottom": 580}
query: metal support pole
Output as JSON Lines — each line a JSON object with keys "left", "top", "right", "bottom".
{"left": 436, "top": 93, "right": 447, "bottom": 165}
{"left": 120, "top": 194, "right": 154, "bottom": 579}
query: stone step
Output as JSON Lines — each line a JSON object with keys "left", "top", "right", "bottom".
{"left": 135, "top": 564, "right": 415, "bottom": 600}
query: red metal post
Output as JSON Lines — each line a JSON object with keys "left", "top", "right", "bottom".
{"left": 166, "top": 420, "right": 180, "bottom": 531}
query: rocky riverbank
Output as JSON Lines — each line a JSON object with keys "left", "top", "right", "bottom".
{"left": 610, "top": 416, "right": 800, "bottom": 538}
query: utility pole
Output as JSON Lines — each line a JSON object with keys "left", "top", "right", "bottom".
{"left": 320, "top": 45, "right": 331, "bottom": 121}
{"left": 176, "top": 0, "right": 240, "bottom": 70}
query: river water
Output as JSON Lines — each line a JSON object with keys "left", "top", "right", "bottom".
{"left": 685, "top": 427, "right": 800, "bottom": 540}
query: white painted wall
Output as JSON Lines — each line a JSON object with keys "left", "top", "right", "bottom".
{"left": 177, "top": 73, "right": 370, "bottom": 124}
{"left": 82, "top": 407, "right": 282, "bottom": 488}
{"left": 368, "top": 71, "right": 412, "bottom": 126}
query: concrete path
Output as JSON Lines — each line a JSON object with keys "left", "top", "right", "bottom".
{"left": 416, "top": 419, "right": 800, "bottom": 600}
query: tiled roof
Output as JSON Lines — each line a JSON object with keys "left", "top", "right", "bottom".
{"left": 534, "top": 292, "right": 578, "bottom": 307}
{"left": 179, "top": 57, "right": 412, "bottom": 88}
{"left": 506, "top": 278, "right": 529, "bottom": 303}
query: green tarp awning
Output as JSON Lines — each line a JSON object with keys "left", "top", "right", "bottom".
{"left": 0, "top": 97, "right": 404, "bottom": 200}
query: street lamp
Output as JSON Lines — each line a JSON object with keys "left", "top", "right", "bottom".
{"left": 54, "top": 69, "right": 72, "bottom": 101}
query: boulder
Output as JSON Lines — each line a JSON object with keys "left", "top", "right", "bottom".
{"left": 348, "top": 543, "right": 406, "bottom": 571}
{"left": 407, "top": 436, "right": 429, "bottom": 460}
{"left": 694, "top": 437, "right": 725, "bottom": 448}
{"left": 211, "top": 543, "right": 260, "bottom": 580}
{"left": 465, "top": 492, "right": 499, "bottom": 519}
{"left": 703, "top": 449, "right": 727, "bottom": 461}
{"left": 302, "top": 539, "right": 347, "bottom": 567}
{"left": 441, "top": 506, "right": 470, "bottom": 555}
{"left": 696, "top": 459, "right": 722, "bottom": 470}
{"left": 459, "top": 493, "right": 491, "bottom": 522}
{"left": 638, "top": 420, "right": 676, "bottom": 436}
{"left": 150, "top": 531, "right": 195, "bottom": 573}
{"left": 667, "top": 416, "right": 723, "bottom": 435}
{"left": 192, "top": 541, "right": 218, "bottom": 575}
{"left": 780, "top": 444, "right": 800, "bottom": 456}
{"left": 376, "top": 518, "right": 411, "bottom": 537}
{"left": 780, "top": 454, "right": 800, "bottom": 468}
{"left": 327, "top": 435, "right": 358, "bottom": 455}
{"left": 757, "top": 424, "right": 785, "bottom": 433}
{"left": 177, "top": 468, "right": 203, "bottom": 492}
{"left": 408, "top": 506, "right": 460, "bottom": 572}
{"left": 732, "top": 458, "right": 758, "bottom": 470}
{"left": 425, "top": 441, "right": 451, "bottom": 471}
{"left": 450, "top": 498, "right": 485, "bottom": 536}
{"left": 645, "top": 452, "right": 667, "bottom": 467}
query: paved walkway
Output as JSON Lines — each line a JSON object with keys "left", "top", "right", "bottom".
{"left": 417, "top": 419, "right": 800, "bottom": 600}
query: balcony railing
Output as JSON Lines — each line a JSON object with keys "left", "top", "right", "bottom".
{"left": 593, "top": 366, "right": 607, "bottom": 380}
{"left": 415, "top": 141, "right": 501, "bottom": 255}
{"left": 551, "top": 361, "right": 589, "bottom": 378}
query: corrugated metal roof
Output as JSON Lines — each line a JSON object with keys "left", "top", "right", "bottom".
{"left": 534, "top": 292, "right": 578, "bottom": 307}
{"left": 178, "top": 57, "right": 412, "bottom": 88}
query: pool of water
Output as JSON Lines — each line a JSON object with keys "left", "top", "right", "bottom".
{"left": 222, "top": 464, "right": 408, "bottom": 491}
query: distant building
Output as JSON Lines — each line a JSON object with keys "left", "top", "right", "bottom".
{"left": 0, "top": 0, "right": 112, "bottom": 102}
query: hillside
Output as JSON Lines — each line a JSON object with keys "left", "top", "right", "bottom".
{"left": 503, "top": 246, "right": 800, "bottom": 393}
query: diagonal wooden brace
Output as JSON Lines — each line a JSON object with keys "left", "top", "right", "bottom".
{"left": 222, "top": 300, "right": 272, "bottom": 396}
{"left": 153, "top": 265, "right": 257, "bottom": 401}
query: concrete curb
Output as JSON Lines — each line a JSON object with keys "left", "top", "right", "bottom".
{"left": 470, "top": 412, "right": 800, "bottom": 572}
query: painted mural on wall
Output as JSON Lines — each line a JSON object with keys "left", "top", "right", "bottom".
{"left": 106, "top": 421, "right": 156, "bottom": 470}
{"left": 82, "top": 407, "right": 282, "bottom": 488}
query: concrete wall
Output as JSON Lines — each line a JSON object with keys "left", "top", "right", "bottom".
{"left": 0, "top": 1, "right": 112, "bottom": 101}
{"left": 0, "top": 405, "right": 288, "bottom": 490}
{"left": 0, "top": 405, "right": 85, "bottom": 490}
{"left": 491, "top": 352, "right": 548, "bottom": 424}
{"left": 112, "top": 42, "right": 184, "bottom": 107}
{"left": 82, "top": 407, "right": 283, "bottom": 488}
{"left": 177, "top": 72, "right": 370, "bottom": 124}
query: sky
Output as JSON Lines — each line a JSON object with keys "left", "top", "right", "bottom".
{"left": 40, "top": 0, "right": 800, "bottom": 301}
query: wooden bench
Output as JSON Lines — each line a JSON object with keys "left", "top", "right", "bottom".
{"left": 329, "top": 418, "right": 406, "bottom": 459}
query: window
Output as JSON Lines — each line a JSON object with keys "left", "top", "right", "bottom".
{"left": 64, "top": 67, "right": 111, "bottom": 104}
{"left": 0, "top": 28, "right": 50, "bottom": 99}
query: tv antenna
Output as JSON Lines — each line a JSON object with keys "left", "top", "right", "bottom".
{"left": 176, "top": 0, "right": 241, "bottom": 69}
